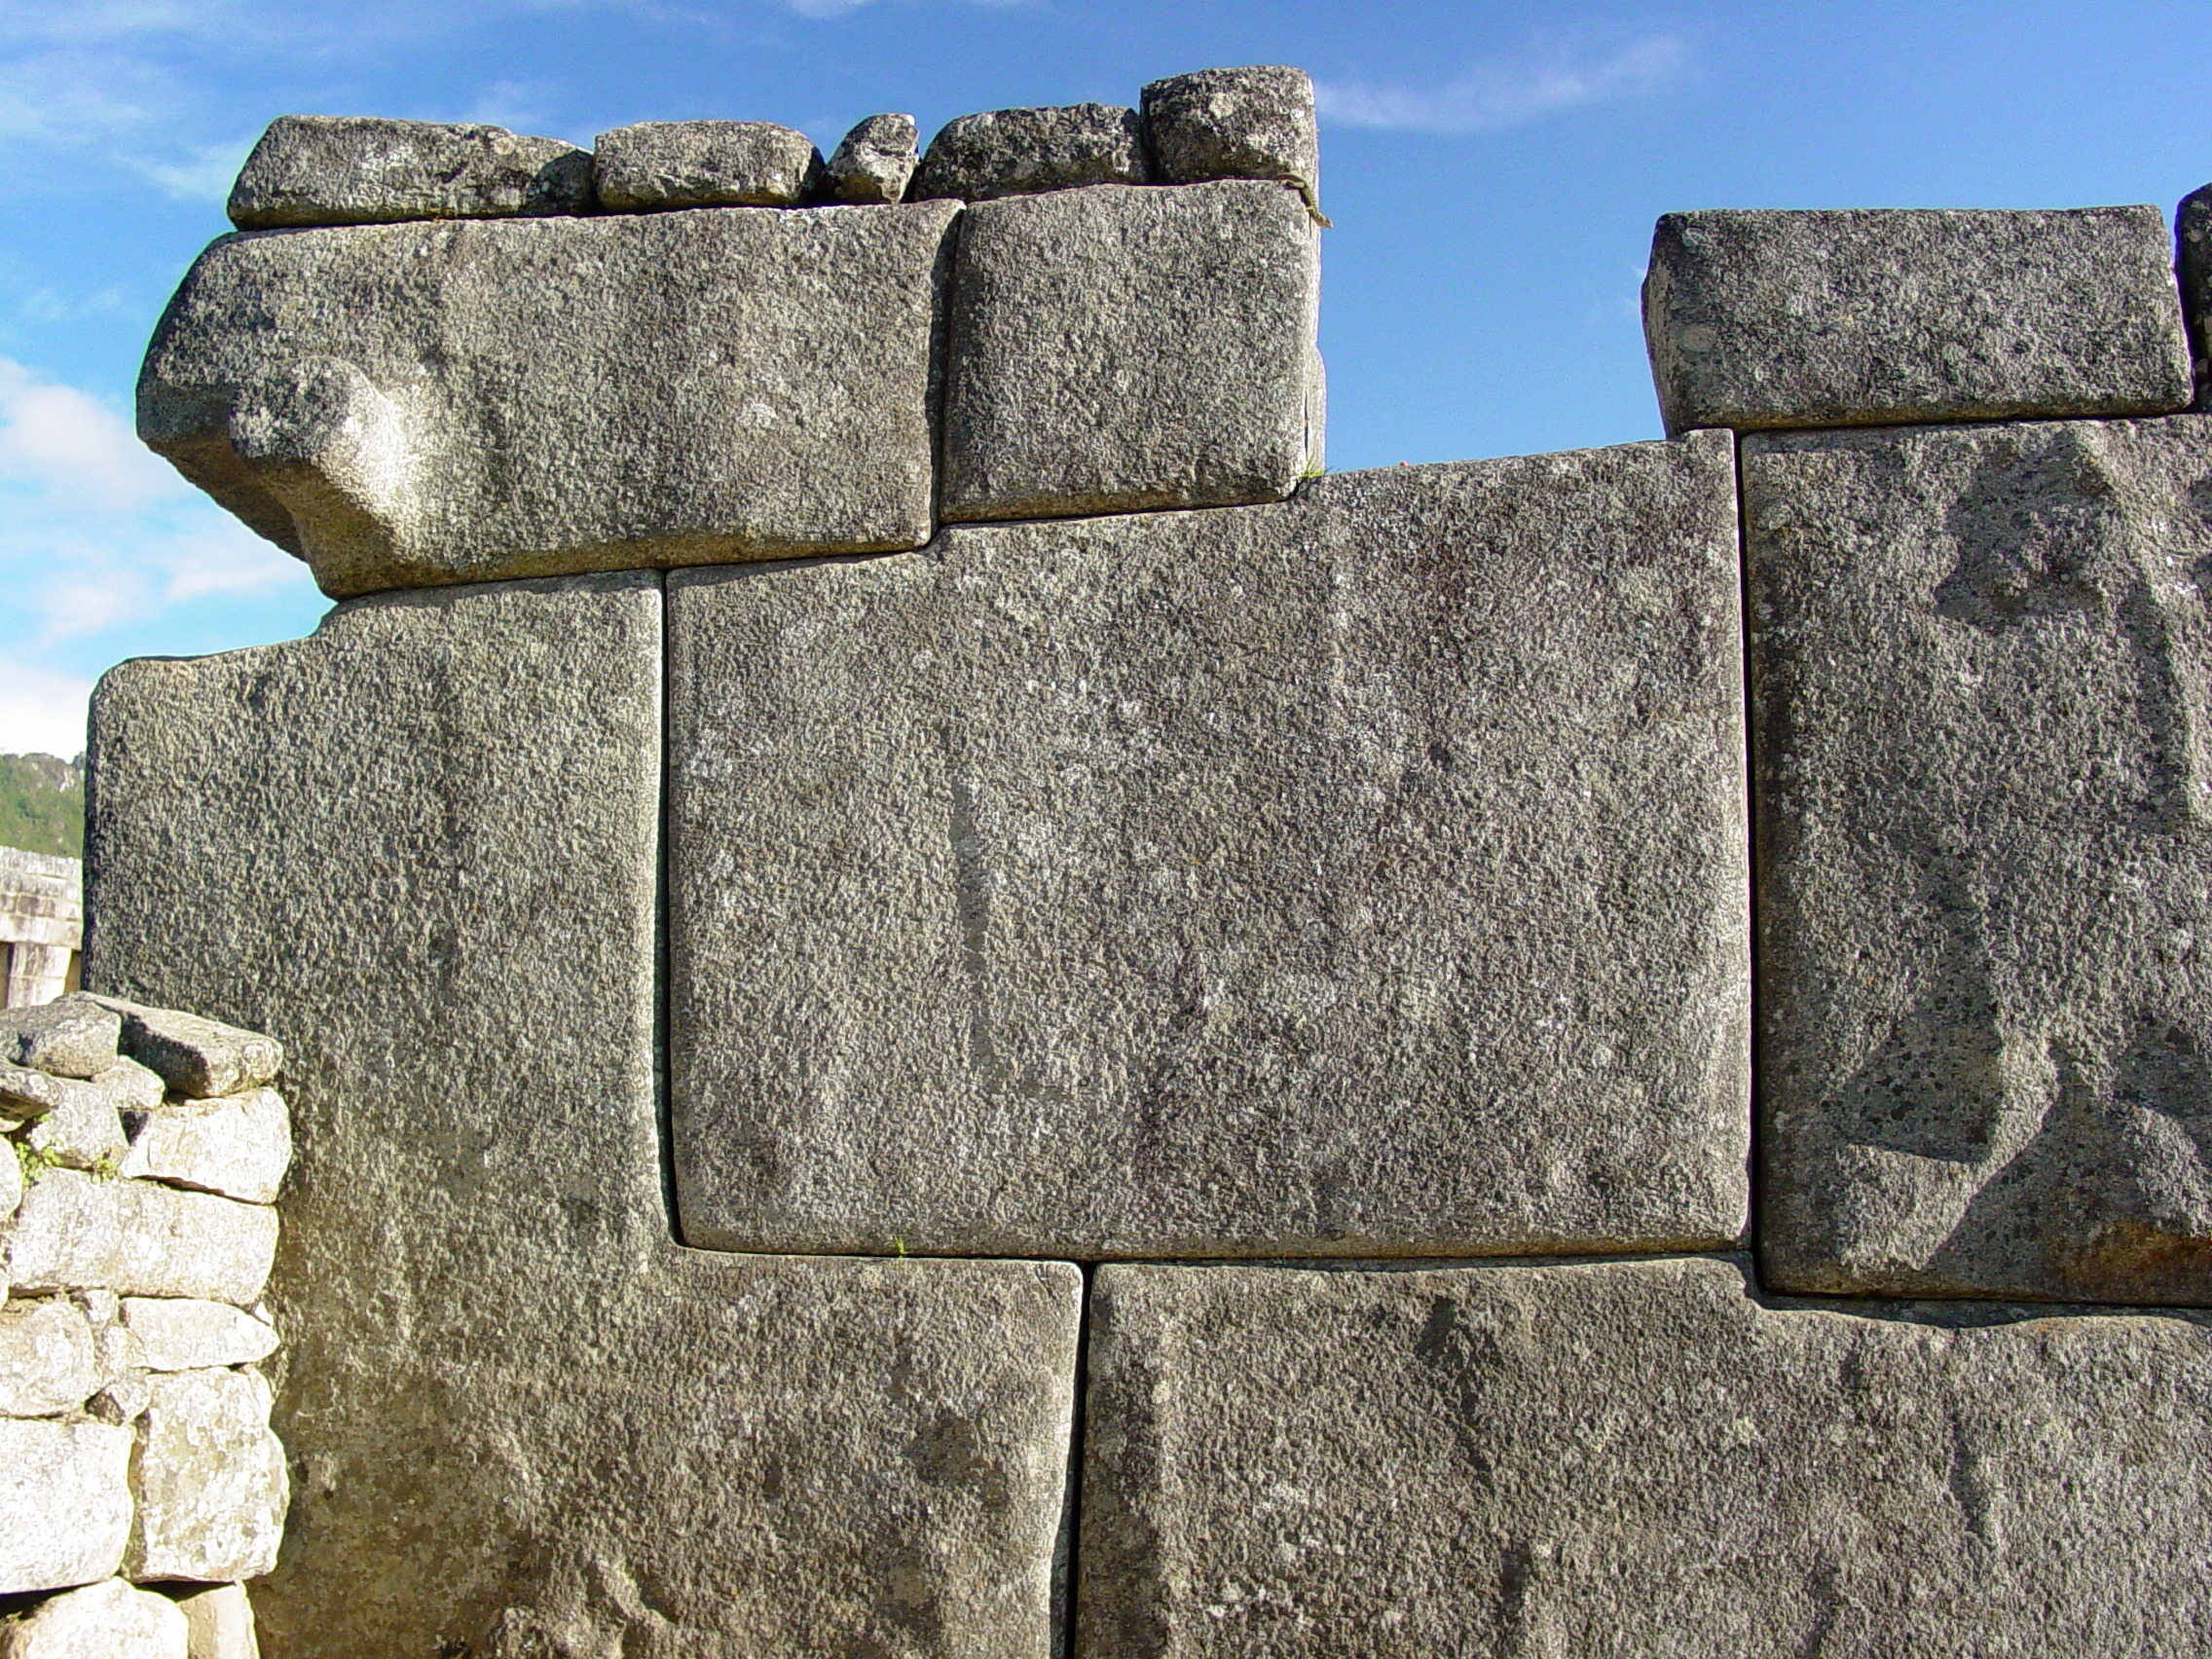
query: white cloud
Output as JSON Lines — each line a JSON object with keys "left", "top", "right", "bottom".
{"left": 140, "top": 133, "right": 253, "bottom": 200}
{"left": 0, "top": 659, "right": 92, "bottom": 758}
{"left": 1315, "top": 33, "right": 1689, "bottom": 136}
{"left": 0, "top": 357, "right": 181, "bottom": 512}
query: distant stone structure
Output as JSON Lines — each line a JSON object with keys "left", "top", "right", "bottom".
{"left": 0, "top": 848, "right": 81, "bottom": 1010}
{"left": 54, "top": 60, "right": 2212, "bottom": 1656}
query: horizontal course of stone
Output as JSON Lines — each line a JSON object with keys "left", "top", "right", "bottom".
{"left": 0, "top": 993, "right": 287, "bottom": 1657}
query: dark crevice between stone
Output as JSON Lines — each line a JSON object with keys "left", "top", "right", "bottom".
{"left": 654, "top": 570, "right": 682, "bottom": 1245}
{"left": 1053, "top": 1261, "right": 1097, "bottom": 1659}
{"left": 1734, "top": 427, "right": 1766, "bottom": 1287}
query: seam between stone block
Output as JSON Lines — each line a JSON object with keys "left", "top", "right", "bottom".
{"left": 654, "top": 569, "right": 681, "bottom": 1246}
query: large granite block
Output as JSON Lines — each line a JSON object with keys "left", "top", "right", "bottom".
{"left": 86, "top": 573, "right": 1080, "bottom": 1659}
{"left": 1644, "top": 207, "right": 2192, "bottom": 434}
{"left": 138, "top": 202, "right": 958, "bottom": 599}
{"left": 226, "top": 116, "right": 592, "bottom": 229}
{"left": 1078, "top": 1255, "right": 2212, "bottom": 1657}
{"left": 1749, "top": 417, "right": 2212, "bottom": 1304}
{"left": 940, "top": 180, "right": 1321, "bottom": 521}
{"left": 670, "top": 436, "right": 1749, "bottom": 1258}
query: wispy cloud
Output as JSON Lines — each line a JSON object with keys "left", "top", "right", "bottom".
{"left": 1315, "top": 33, "right": 1689, "bottom": 136}
{"left": 0, "top": 660, "right": 94, "bottom": 758}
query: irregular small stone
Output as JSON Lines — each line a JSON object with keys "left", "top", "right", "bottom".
{"left": 128, "top": 1369, "right": 287, "bottom": 1583}
{"left": 138, "top": 203, "right": 957, "bottom": 598}
{"left": 1643, "top": 206, "right": 2193, "bottom": 433}
{"left": 122, "top": 1299, "right": 278, "bottom": 1372}
{"left": 94, "top": 1003, "right": 280, "bottom": 1100}
{"left": 0, "top": 1299, "right": 96, "bottom": 1418}
{"left": 3, "top": 1171, "right": 121, "bottom": 1292}
{"left": 227, "top": 115, "right": 591, "bottom": 230}
{"left": 0, "top": 1066, "right": 103, "bottom": 1123}
{"left": 118, "top": 1088, "right": 290, "bottom": 1204}
{"left": 0, "top": 1577, "right": 189, "bottom": 1658}
{"left": 825, "top": 112, "right": 917, "bottom": 203}
{"left": 670, "top": 435, "right": 1749, "bottom": 1257}
{"left": 1749, "top": 416, "right": 2212, "bottom": 1304}
{"left": 942, "top": 179, "right": 1321, "bottom": 520}
{"left": 22, "top": 1089, "right": 125, "bottom": 1173}
{"left": 169, "top": 1583, "right": 256, "bottom": 1659}
{"left": 0, "top": 998, "right": 119, "bottom": 1081}
{"left": 0, "top": 1419, "right": 133, "bottom": 1593}
{"left": 91, "top": 1059, "right": 163, "bottom": 1115}
{"left": 112, "top": 1182, "right": 278, "bottom": 1305}
{"left": 1142, "top": 65, "right": 1319, "bottom": 207}
{"left": 1080, "top": 1255, "right": 2212, "bottom": 1656}
{"left": 910, "top": 102, "right": 1146, "bottom": 202}
{"left": 593, "top": 119, "right": 823, "bottom": 209}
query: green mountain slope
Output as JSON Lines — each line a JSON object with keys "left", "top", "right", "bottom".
{"left": 0, "top": 753, "right": 85, "bottom": 860}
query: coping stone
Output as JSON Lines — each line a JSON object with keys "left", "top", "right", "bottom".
{"left": 138, "top": 202, "right": 957, "bottom": 599}
{"left": 1141, "top": 65, "right": 1319, "bottom": 208}
{"left": 1749, "top": 416, "right": 2212, "bottom": 1305}
{"left": 1643, "top": 206, "right": 2193, "bottom": 434}
{"left": 226, "top": 116, "right": 592, "bottom": 229}
{"left": 593, "top": 120, "right": 824, "bottom": 210}
{"left": 1078, "top": 1255, "right": 2212, "bottom": 1656}
{"left": 94, "top": 1002, "right": 280, "bottom": 1100}
{"left": 941, "top": 179, "right": 1321, "bottom": 521}
{"left": 0, "top": 998, "right": 119, "bottom": 1081}
{"left": 910, "top": 102, "right": 1147, "bottom": 202}
{"left": 85, "top": 572, "right": 1081, "bottom": 1659}
{"left": 826, "top": 112, "right": 919, "bottom": 204}
{"left": 669, "top": 435, "right": 1749, "bottom": 1259}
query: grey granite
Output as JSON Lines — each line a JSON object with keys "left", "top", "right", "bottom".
{"left": 826, "top": 113, "right": 919, "bottom": 204}
{"left": 593, "top": 120, "right": 824, "bottom": 209}
{"left": 227, "top": 116, "right": 591, "bottom": 229}
{"left": 911, "top": 103, "right": 1147, "bottom": 202}
{"left": 1142, "top": 66, "right": 1319, "bottom": 212}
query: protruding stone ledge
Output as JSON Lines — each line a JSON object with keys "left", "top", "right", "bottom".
{"left": 227, "top": 116, "right": 592, "bottom": 229}
{"left": 1643, "top": 206, "right": 2192, "bottom": 433}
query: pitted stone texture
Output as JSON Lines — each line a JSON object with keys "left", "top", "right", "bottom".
{"left": 1644, "top": 207, "right": 2192, "bottom": 435}
{"left": 95, "top": 1003, "right": 279, "bottom": 1101}
{"left": 127, "top": 1368, "right": 288, "bottom": 1582}
{"left": 20, "top": 1087, "right": 123, "bottom": 1171}
{"left": 911, "top": 102, "right": 1146, "bottom": 202}
{"left": 227, "top": 116, "right": 591, "bottom": 230}
{"left": 1748, "top": 417, "right": 2212, "bottom": 1305}
{"left": 138, "top": 202, "right": 957, "bottom": 599}
{"left": 0, "top": 1578, "right": 190, "bottom": 1658}
{"left": 0, "top": 1066, "right": 98, "bottom": 1122}
{"left": 119, "top": 1088, "right": 290, "bottom": 1203}
{"left": 593, "top": 120, "right": 823, "bottom": 210}
{"left": 1141, "top": 66, "right": 1318, "bottom": 206}
{"left": 92, "top": 1058, "right": 163, "bottom": 1115}
{"left": 122, "top": 1299, "right": 278, "bottom": 1371}
{"left": 170, "top": 1584, "right": 256, "bottom": 1659}
{"left": 85, "top": 573, "right": 1080, "bottom": 1659}
{"left": 942, "top": 180, "right": 1320, "bottom": 521}
{"left": 1080, "top": 1255, "right": 2212, "bottom": 1658}
{"left": 671, "top": 436, "right": 1748, "bottom": 1258}
{"left": 0, "top": 1419, "right": 132, "bottom": 1593}
{"left": 3, "top": 1172, "right": 276, "bottom": 1302}
{"left": 0, "top": 1298, "right": 96, "bottom": 1417}
{"left": 827, "top": 113, "right": 918, "bottom": 204}
{"left": 0, "top": 997, "right": 118, "bottom": 1080}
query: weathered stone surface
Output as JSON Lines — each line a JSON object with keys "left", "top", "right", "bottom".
{"left": 0, "top": 997, "right": 118, "bottom": 1080}
{"left": 593, "top": 120, "right": 823, "bottom": 210}
{"left": 128, "top": 1369, "right": 287, "bottom": 1582}
{"left": 139, "top": 203, "right": 957, "bottom": 599}
{"left": 88, "top": 1309, "right": 149, "bottom": 1422}
{"left": 0, "top": 1419, "right": 132, "bottom": 1593}
{"left": 170, "top": 1584, "right": 256, "bottom": 1659}
{"left": 1142, "top": 66, "right": 1319, "bottom": 208}
{"left": 1749, "top": 417, "right": 2212, "bottom": 1305}
{"left": 86, "top": 573, "right": 1081, "bottom": 1658}
{"left": 91, "top": 1058, "right": 162, "bottom": 1115}
{"left": 0, "top": 1299, "right": 95, "bottom": 1416}
{"left": 942, "top": 180, "right": 1320, "bottom": 521}
{"left": 0, "top": 1143, "right": 18, "bottom": 1224}
{"left": 227, "top": 115, "right": 591, "bottom": 230}
{"left": 671, "top": 436, "right": 1749, "bottom": 1257}
{"left": 22, "top": 1088, "right": 124, "bottom": 1171}
{"left": 118, "top": 1088, "right": 289, "bottom": 1203}
{"left": 911, "top": 102, "right": 1146, "bottom": 202}
{"left": 1, "top": 1578, "right": 190, "bottom": 1658}
{"left": 1644, "top": 207, "right": 2193, "bottom": 434}
{"left": 92, "top": 1002, "right": 278, "bottom": 1101}
{"left": 122, "top": 1298, "right": 277, "bottom": 1371}
{"left": 0, "top": 1066, "right": 98, "bottom": 1121}
{"left": 1082, "top": 1254, "right": 2212, "bottom": 1656}
{"left": 6, "top": 1171, "right": 276, "bottom": 1301}
{"left": 826, "top": 112, "right": 917, "bottom": 204}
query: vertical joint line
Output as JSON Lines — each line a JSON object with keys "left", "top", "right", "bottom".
{"left": 1732, "top": 430, "right": 1763, "bottom": 1278}
{"left": 656, "top": 570, "right": 681, "bottom": 1245}
{"left": 1055, "top": 1262, "right": 1097, "bottom": 1659}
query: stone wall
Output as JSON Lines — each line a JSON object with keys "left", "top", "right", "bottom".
{"left": 71, "top": 63, "right": 2212, "bottom": 1657}
{"left": 0, "top": 995, "right": 288, "bottom": 1658}
{"left": 0, "top": 849, "right": 80, "bottom": 1011}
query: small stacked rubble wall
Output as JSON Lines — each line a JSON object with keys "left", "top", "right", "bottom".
{"left": 75, "top": 62, "right": 2212, "bottom": 1659}
{"left": 0, "top": 996, "right": 289, "bottom": 1659}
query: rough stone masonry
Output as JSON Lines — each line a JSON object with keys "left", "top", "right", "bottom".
{"left": 70, "top": 57, "right": 2212, "bottom": 1658}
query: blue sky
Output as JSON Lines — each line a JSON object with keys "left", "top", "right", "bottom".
{"left": 1, "top": 0, "right": 2209, "bottom": 754}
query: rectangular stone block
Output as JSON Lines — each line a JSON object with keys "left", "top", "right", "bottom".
{"left": 1078, "top": 1255, "right": 2212, "bottom": 1657}
{"left": 86, "top": 573, "right": 1080, "bottom": 1659}
{"left": 117, "top": 1087, "right": 291, "bottom": 1203}
{"left": 227, "top": 116, "right": 591, "bottom": 229}
{"left": 940, "top": 180, "right": 1320, "bottom": 521}
{"left": 669, "top": 436, "right": 1750, "bottom": 1258}
{"left": 1748, "top": 417, "right": 2212, "bottom": 1304}
{"left": 128, "top": 1368, "right": 288, "bottom": 1582}
{"left": 1644, "top": 207, "right": 2192, "bottom": 434}
{"left": 0, "top": 1419, "right": 132, "bottom": 1593}
{"left": 138, "top": 202, "right": 958, "bottom": 599}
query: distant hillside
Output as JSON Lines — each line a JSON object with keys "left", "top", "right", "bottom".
{"left": 0, "top": 753, "right": 85, "bottom": 860}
